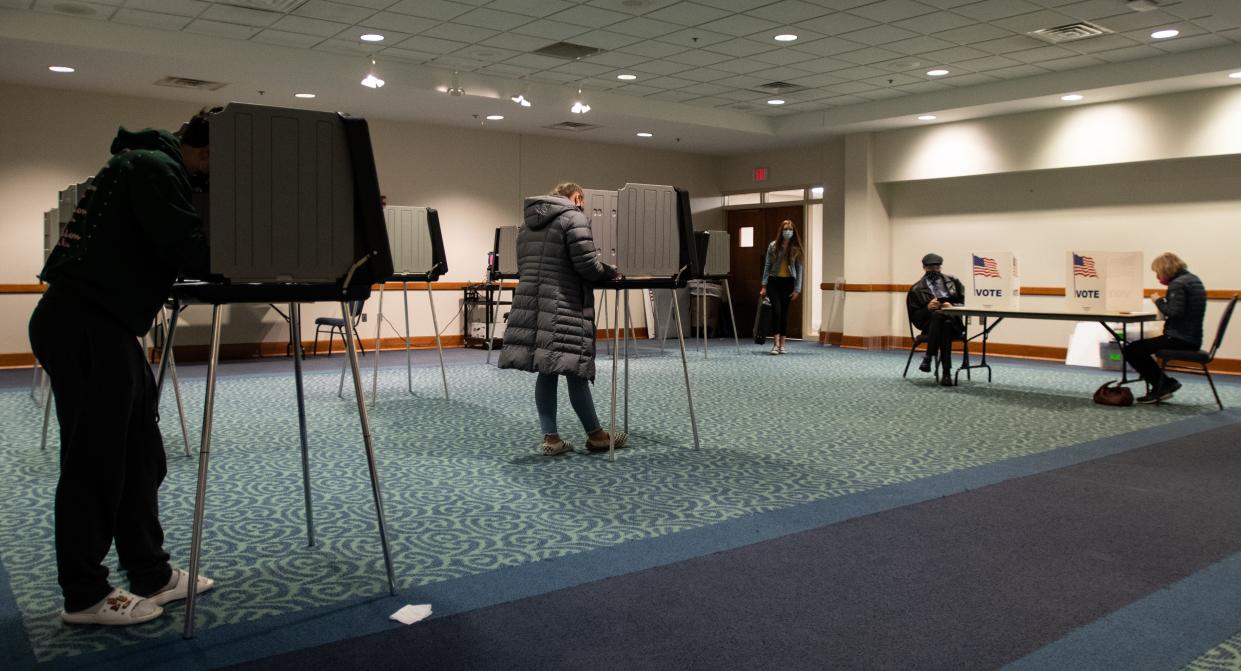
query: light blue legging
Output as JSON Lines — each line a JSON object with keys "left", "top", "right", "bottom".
{"left": 535, "top": 373, "right": 602, "bottom": 436}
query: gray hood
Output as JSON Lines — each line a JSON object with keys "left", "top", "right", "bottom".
{"left": 523, "top": 195, "right": 576, "bottom": 231}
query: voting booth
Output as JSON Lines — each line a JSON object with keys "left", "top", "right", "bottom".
{"left": 683, "top": 230, "right": 740, "bottom": 355}
{"left": 480, "top": 225, "right": 519, "bottom": 362}
{"left": 968, "top": 252, "right": 1020, "bottom": 310}
{"left": 155, "top": 102, "right": 397, "bottom": 638}
{"left": 583, "top": 188, "right": 618, "bottom": 266}
{"left": 1065, "top": 251, "right": 1143, "bottom": 313}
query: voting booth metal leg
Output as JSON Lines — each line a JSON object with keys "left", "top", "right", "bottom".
{"left": 723, "top": 279, "right": 740, "bottom": 354}
{"left": 158, "top": 307, "right": 192, "bottom": 458}
{"left": 341, "top": 302, "right": 397, "bottom": 597}
{"left": 154, "top": 301, "right": 180, "bottom": 407}
{"left": 670, "top": 290, "right": 701, "bottom": 450}
{"left": 290, "top": 304, "right": 315, "bottom": 548}
{"left": 30, "top": 360, "right": 43, "bottom": 405}
{"left": 39, "top": 380, "right": 53, "bottom": 450}
{"left": 600, "top": 290, "right": 613, "bottom": 358}
{"left": 404, "top": 283, "right": 414, "bottom": 394}
{"left": 660, "top": 295, "right": 676, "bottom": 354}
{"left": 369, "top": 284, "right": 386, "bottom": 406}
{"left": 184, "top": 304, "right": 223, "bottom": 639}
{"left": 426, "top": 283, "right": 449, "bottom": 399}
{"left": 623, "top": 292, "right": 631, "bottom": 435}
{"left": 608, "top": 289, "right": 621, "bottom": 462}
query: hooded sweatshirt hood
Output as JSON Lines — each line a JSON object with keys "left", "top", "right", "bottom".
{"left": 110, "top": 128, "right": 183, "bottom": 164}
{"left": 523, "top": 195, "right": 576, "bottom": 232}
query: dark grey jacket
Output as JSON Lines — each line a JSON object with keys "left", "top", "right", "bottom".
{"left": 1155, "top": 269, "right": 1206, "bottom": 349}
{"left": 498, "top": 195, "right": 618, "bottom": 380}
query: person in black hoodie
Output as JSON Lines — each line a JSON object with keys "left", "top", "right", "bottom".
{"left": 29, "top": 108, "right": 217, "bottom": 625}
{"left": 1124, "top": 252, "right": 1207, "bottom": 404}
{"left": 906, "top": 253, "right": 966, "bottom": 386}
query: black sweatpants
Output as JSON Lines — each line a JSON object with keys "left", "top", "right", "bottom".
{"left": 912, "top": 308, "right": 962, "bottom": 372}
{"left": 29, "top": 289, "right": 172, "bottom": 612}
{"left": 767, "top": 276, "right": 795, "bottom": 337}
{"left": 1122, "top": 334, "right": 1195, "bottom": 388}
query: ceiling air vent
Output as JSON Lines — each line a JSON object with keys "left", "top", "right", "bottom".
{"left": 543, "top": 121, "right": 601, "bottom": 132}
{"left": 154, "top": 76, "right": 230, "bottom": 91}
{"left": 532, "top": 42, "right": 604, "bottom": 60}
{"left": 1028, "top": 22, "right": 1113, "bottom": 44}
{"left": 753, "top": 81, "right": 808, "bottom": 95}
{"left": 205, "top": 0, "right": 306, "bottom": 11}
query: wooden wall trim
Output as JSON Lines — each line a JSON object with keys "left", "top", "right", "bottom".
{"left": 819, "top": 283, "right": 1239, "bottom": 301}
{"left": 0, "top": 281, "right": 514, "bottom": 296}
{"left": 0, "top": 284, "right": 45, "bottom": 294}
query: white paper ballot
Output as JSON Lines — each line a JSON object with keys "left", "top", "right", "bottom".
{"left": 390, "top": 604, "right": 433, "bottom": 625}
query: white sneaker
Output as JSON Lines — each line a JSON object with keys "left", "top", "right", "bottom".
{"left": 62, "top": 588, "right": 163, "bottom": 626}
{"left": 144, "top": 568, "right": 216, "bottom": 606}
{"left": 769, "top": 346, "right": 779, "bottom": 355}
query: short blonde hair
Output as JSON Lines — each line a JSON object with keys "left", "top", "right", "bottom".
{"left": 1151, "top": 252, "right": 1187, "bottom": 278}
{"left": 551, "top": 182, "right": 583, "bottom": 199}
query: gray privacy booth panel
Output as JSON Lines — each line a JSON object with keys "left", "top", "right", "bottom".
{"left": 495, "top": 225, "right": 518, "bottom": 277}
{"left": 209, "top": 103, "right": 356, "bottom": 283}
{"left": 385, "top": 205, "right": 447, "bottom": 278}
{"left": 583, "top": 188, "right": 618, "bottom": 266}
{"left": 43, "top": 209, "right": 59, "bottom": 262}
{"left": 702, "top": 230, "right": 730, "bottom": 277}
{"left": 615, "top": 183, "right": 679, "bottom": 278}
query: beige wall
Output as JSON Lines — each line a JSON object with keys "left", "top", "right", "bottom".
{"left": 0, "top": 82, "right": 723, "bottom": 358}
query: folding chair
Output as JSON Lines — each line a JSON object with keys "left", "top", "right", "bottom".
{"left": 1157, "top": 294, "right": 1237, "bottom": 410}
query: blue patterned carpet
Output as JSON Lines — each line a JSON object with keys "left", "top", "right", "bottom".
{"left": 1, "top": 343, "right": 1237, "bottom": 665}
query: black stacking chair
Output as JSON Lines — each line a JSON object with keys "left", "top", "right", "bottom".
{"left": 902, "top": 313, "right": 969, "bottom": 378}
{"left": 314, "top": 298, "right": 367, "bottom": 356}
{"left": 1157, "top": 294, "right": 1237, "bottom": 410}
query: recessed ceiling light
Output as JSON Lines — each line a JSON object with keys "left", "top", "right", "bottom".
{"left": 360, "top": 33, "right": 385, "bottom": 42}
{"left": 295, "top": 93, "right": 316, "bottom": 98}
{"left": 926, "top": 69, "right": 949, "bottom": 77}
{"left": 1061, "top": 94, "right": 1083, "bottom": 101}
{"left": 616, "top": 74, "right": 637, "bottom": 81}
{"left": 486, "top": 114, "right": 504, "bottom": 120}
{"left": 774, "top": 34, "right": 797, "bottom": 42}
{"left": 767, "top": 98, "right": 785, "bottom": 105}
{"left": 918, "top": 115, "right": 936, "bottom": 121}
{"left": 1231, "top": 71, "right": 1241, "bottom": 79}
{"left": 636, "top": 132, "right": 653, "bottom": 137}
{"left": 1151, "top": 29, "right": 1179, "bottom": 39}
{"left": 48, "top": 66, "right": 75, "bottom": 73}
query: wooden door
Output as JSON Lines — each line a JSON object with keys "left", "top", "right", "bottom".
{"left": 728, "top": 206, "right": 804, "bottom": 340}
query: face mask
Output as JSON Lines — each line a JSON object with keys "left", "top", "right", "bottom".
{"left": 782, "top": 229, "right": 793, "bottom": 240}
{"left": 1157, "top": 275, "right": 1170, "bottom": 286}
{"left": 925, "top": 270, "right": 942, "bottom": 280}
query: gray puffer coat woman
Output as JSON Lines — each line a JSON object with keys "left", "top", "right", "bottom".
{"left": 498, "top": 195, "right": 618, "bottom": 380}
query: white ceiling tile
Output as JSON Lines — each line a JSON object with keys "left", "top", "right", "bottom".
{"left": 643, "top": 1, "right": 732, "bottom": 26}
{"left": 855, "top": 88, "right": 905, "bottom": 100}
{"left": 682, "top": 81, "right": 731, "bottom": 95}
{"left": 883, "top": 35, "right": 959, "bottom": 54}
{"left": 711, "top": 58, "right": 775, "bottom": 74}
{"left": 933, "top": 23, "right": 1011, "bottom": 45}
{"left": 583, "top": 0, "right": 680, "bottom": 14}
{"left": 313, "top": 38, "right": 377, "bottom": 55}
{"left": 641, "top": 75, "right": 700, "bottom": 89}
{"left": 694, "top": 0, "right": 780, "bottom": 11}
{"left": 1005, "top": 44, "right": 1078, "bottom": 63}
{"left": 798, "top": 13, "right": 878, "bottom": 37}
{"left": 972, "top": 34, "right": 1049, "bottom": 54}
{"left": 32, "top": 0, "right": 113, "bottom": 19}
{"left": 1035, "top": 54, "right": 1105, "bottom": 70}
{"left": 664, "top": 49, "right": 733, "bottom": 66}
{"left": 942, "top": 72, "right": 999, "bottom": 86}
{"left": 897, "top": 80, "right": 949, "bottom": 93}
{"left": 582, "top": 50, "right": 648, "bottom": 67}
{"left": 630, "top": 59, "right": 694, "bottom": 75}
{"left": 571, "top": 29, "right": 642, "bottom": 50}
{"left": 337, "top": 26, "right": 413, "bottom": 44}
{"left": 952, "top": 0, "right": 1043, "bottom": 22}
{"left": 787, "top": 72, "right": 846, "bottom": 87}
{"left": 839, "top": 24, "right": 922, "bottom": 45}
{"left": 674, "top": 67, "right": 734, "bottom": 82}
{"left": 429, "top": 22, "right": 499, "bottom": 43}
{"left": 511, "top": 20, "right": 588, "bottom": 40}
{"left": 919, "top": 0, "right": 983, "bottom": 7}
{"left": 614, "top": 83, "right": 662, "bottom": 95}
{"left": 749, "top": 48, "right": 822, "bottom": 66}
{"left": 111, "top": 8, "right": 191, "bottom": 30}
{"left": 484, "top": 0, "right": 574, "bottom": 18}
{"left": 1092, "top": 45, "right": 1166, "bottom": 63}
{"left": 690, "top": 95, "right": 740, "bottom": 107}
{"left": 790, "top": 36, "right": 868, "bottom": 57}
{"left": 527, "top": 70, "right": 578, "bottom": 82}
{"left": 387, "top": 0, "right": 473, "bottom": 21}
{"left": 551, "top": 61, "right": 613, "bottom": 76}
{"left": 251, "top": 29, "right": 325, "bottom": 48}
{"left": 955, "top": 54, "right": 1024, "bottom": 71}
{"left": 479, "top": 62, "right": 536, "bottom": 75}
{"left": 893, "top": 9, "right": 974, "bottom": 34}
{"left": 745, "top": 0, "right": 836, "bottom": 23}
{"left": 185, "top": 18, "right": 261, "bottom": 38}
{"left": 918, "top": 44, "right": 992, "bottom": 61}
{"left": 1037, "top": 0, "right": 1120, "bottom": 22}
{"left": 616, "top": 40, "right": 687, "bottom": 58}
{"left": 749, "top": 65, "right": 815, "bottom": 81}
{"left": 826, "top": 80, "right": 880, "bottom": 94}
{"left": 557, "top": 4, "right": 631, "bottom": 28}
{"left": 698, "top": 14, "right": 783, "bottom": 38}
{"left": 994, "top": 9, "right": 1080, "bottom": 33}
{"left": 456, "top": 44, "right": 521, "bottom": 61}
{"left": 360, "top": 12, "right": 439, "bottom": 34}
{"left": 380, "top": 48, "right": 438, "bottom": 63}
{"left": 1096, "top": 11, "right": 1188, "bottom": 33}
{"left": 392, "top": 35, "right": 469, "bottom": 54}
{"left": 607, "top": 16, "right": 681, "bottom": 38}
{"left": 832, "top": 64, "right": 891, "bottom": 80}
{"left": 479, "top": 32, "right": 550, "bottom": 51}
{"left": 294, "top": 1, "right": 375, "bottom": 24}
{"left": 751, "top": 26, "right": 829, "bottom": 44}
{"left": 646, "top": 90, "right": 701, "bottom": 102}
{"left": 0, "top": 0, "right": 36, "bottom": 7}
{"left": 656, "top": 27, "right": 733, "bottom": 47}
{"left": 836, "top": 46, "right": 906, "bottom": 65}
{"left": 121, "top": 0, "right": 206, "bottom": 17}
{"left": 454, "top": 7, "right": 535, "bottom": 30}
{"left": 199, "top": 4, "right": 280, "bottom": 27}
{"left": 984, "top": 63, "right": 1050, "bottom": 78}
{"left": 271, "top": 15, "right": 350, "bottom": 37}
{"left": 703, "top": 37, "right": 773, "bottom": 57}
{"left": 577, "top": 76, "right": 624, "bottom": 89}
{"left": 848, "top": 0, "right": 937, "bottom": 23}
{"left": 333, "top": 0, "right": 392, "bottom": 8}
{"left": 1187, "top": 15, "right": 1241, "bottom": 33}
{"left": 1061, "top": 33, "right": 1140, "bottom": 54}
{"left": 864, "top": 72, "right": 921, "bottom": 86}
{"left": 506, "top": 52, "right": 577, "bottom": 68}
{"left": 1152, "top": 33, "right": 1230, "bottom": 52}
{"left": 427, "top": 55, "right": 489, "bottom": 69}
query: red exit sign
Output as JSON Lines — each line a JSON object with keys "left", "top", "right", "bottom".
{"left": 753, "top": 167, "right": 768, "bottom": 182}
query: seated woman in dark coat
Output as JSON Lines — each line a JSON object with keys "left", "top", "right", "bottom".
{"left": 1125, "top": 252, "right": 1207, "bottom": 404}
{"left": 499, "top": 182, "right": 627, "bottom": 456}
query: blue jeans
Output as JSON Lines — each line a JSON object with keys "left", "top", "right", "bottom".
{"left": 535, "top": 373, "right": 602, "bottom": 436}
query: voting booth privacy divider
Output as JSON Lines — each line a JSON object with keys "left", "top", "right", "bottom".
{"left": 155, "top": 102, "right": 397, "bottom": 638}
{"left": 1065, "top": 251, "right": 1144, "bottom": 313}
{"left": 968, "top": 252, "right": 1020, "bottom": 310}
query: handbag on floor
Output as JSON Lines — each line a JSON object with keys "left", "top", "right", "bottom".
{"left": 1092, "top": 381, "right": 1134, "bottom": 406}
{"left": 753, "top": 296, "right": 772, "bottom": 345}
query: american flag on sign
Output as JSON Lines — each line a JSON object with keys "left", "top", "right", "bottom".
{"left": 1073, "top": 254, "right": 1098, "bottom": 278}
{"left": 973, "top": 255, "right": 1000, "bottom": 278}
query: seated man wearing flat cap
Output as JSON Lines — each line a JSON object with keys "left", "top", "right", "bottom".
{"left": 906, "top": 253, "right": 966, "bottom": 386}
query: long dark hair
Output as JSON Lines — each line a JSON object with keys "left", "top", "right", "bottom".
{"left": 771, "top": 219, "right": 802, "bottom": 263}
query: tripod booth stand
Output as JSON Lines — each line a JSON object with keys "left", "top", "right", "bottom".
{"left": 336, "top": 205, "right": 450, "bottom": 404}
{"left": 688, "top": 230, "right": 740, "bottom": 357}
{"left": 483, "top": 225, "right": 518, "bottom": 363}
{"left": 151, "top": 103, "right": 397, "bottom": 639}
{"left": 596, "top": 183, "right": 703, "bottom": 460}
